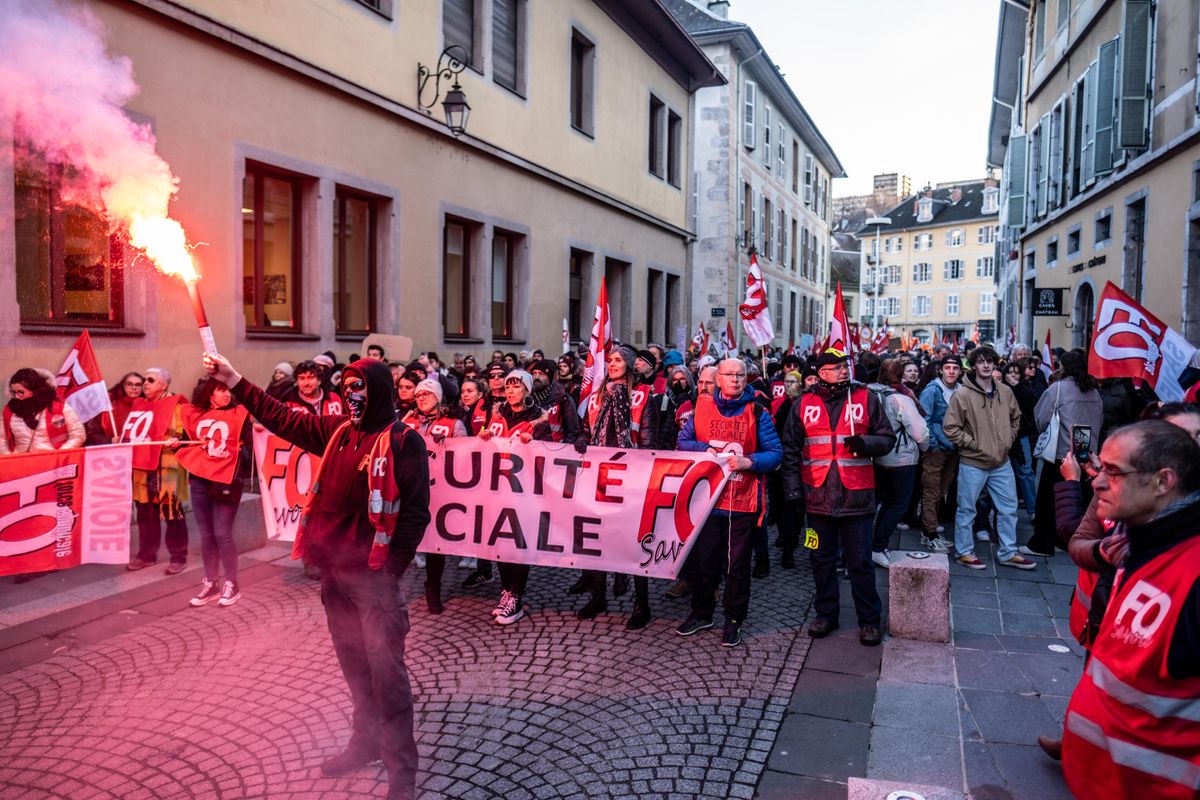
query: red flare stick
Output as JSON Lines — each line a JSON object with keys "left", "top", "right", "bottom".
{"left": 185, "top": 279, "right": 219, "bottom": 356}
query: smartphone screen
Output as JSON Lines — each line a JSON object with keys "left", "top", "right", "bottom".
{"left": 1072, "top": 425, "right": 1093, "bottom": 462}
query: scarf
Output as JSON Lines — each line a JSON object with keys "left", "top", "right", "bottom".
{"left": 591, "top": 381, "right": 633, "bottom": 448}
{"left": 890, "top": 381, "right": 926, "bottom": 418}
{"left": 8, "top": 393, "right": 52, "bottom": 430}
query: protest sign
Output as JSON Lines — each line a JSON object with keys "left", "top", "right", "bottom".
{"left": 0, "top": 445, "right": 133, "bottom": 577}
{"left": 252, "top": 428, "right": 319, "bottom": 542}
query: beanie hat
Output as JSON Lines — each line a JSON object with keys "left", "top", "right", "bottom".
{"left": 505, "top": 369, "right": 533, "bottom": 395}
{"left": 662, "top": 350, "right": 684, "bottom": 367}
{"left": 815, "top": 349, "right": 851, "bottom": 369}
{"left": 616, "top": 345, "right": 638, "bottom": 372}
{"left": 273, "top": 361, "right": 294, "bottom": 378}
{"left": 636, "top": 349, "right": 657, "bottom": 368}
{"left": 530, "top": 359, "right": 556, "bottom": 377}
{"left": 313, "top": 354, "right": 335, "bottom": 369}
{"left": 414, "top": 378, "right": 443, "bottom": 402}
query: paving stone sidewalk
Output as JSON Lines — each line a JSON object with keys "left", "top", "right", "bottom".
{"left": 0, "top": 547, "right": 816, "bottom": 800}
{"left": 758, "top": 521, "right": 1084, "bottom": 800}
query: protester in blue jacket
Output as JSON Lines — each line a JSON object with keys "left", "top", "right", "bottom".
{"left": 674, "top": 358, "right": 783, "bottom": 648}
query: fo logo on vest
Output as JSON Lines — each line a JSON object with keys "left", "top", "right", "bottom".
{"left": 1114, "top": 579, "right": 1171, "bottom": 646}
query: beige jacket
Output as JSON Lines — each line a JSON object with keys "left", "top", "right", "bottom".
{"left": 943, "top": 374, "right": 1020, "bottom": 470}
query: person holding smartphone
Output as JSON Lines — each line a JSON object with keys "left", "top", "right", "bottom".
{"left": 1023, "top": 350, "right": 1103, "bottom": 557}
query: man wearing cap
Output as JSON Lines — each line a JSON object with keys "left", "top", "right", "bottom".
{"left": 204, "top": 352, "right": 428, "bottom": 800}
{"left": 781, "top": 349, "right": 895, "bottom": 646}
{"left": 529, "top": 359, "right": 578, "bottom": 443}
{"left": 634, "top": 349, "right": 667, "bottom": 394}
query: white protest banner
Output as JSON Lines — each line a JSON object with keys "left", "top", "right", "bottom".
{"left": 419, "top": 437, "right": 732, "bottom": 579}
{"left": 252, "top": 428, "right": 320, "bottom": 542}
{"left": 0, "top": 444, "right": 133, "bottom": 577}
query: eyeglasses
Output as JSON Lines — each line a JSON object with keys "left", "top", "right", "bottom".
{"left": 144, "top": 377, "right": 158, "bottom": 384}
{"left": 1090, "top": 462, "right": 1150, "bottom": 480}
{"left": 718, "top": 372, "right": 747, "bottom": 379}
{"left": 344, "top": 379, "right": 366, "bottom": 393}
{"left": 125, "top": 381, "right": 143, "bottom": 388}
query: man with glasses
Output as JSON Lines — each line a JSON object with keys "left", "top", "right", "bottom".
{"left": 781, "top": 349, "right": 895, "bottom": 646}
{"left": 676, "top": 359, "right": 782, "bottom": 647}
{"left": 943, "top": 346, "right": 1035, "bottom": 570}
{"left": 1061, "top": 420, "right": 1200, "bottom": 800}
{"left": 204, "top": 352, "right": 429, "bottom": 800}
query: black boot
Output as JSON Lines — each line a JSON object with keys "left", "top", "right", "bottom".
{"left": 567, "top": 571, "right": 590, "bottom": 595}
{"left": 612, "top": 572, "right": 628, "bottom": 597}
{"left": 626, "top": 577, "right": 651, "bottom": 630}
{"left": 577, "top": 592, "right": 607, "bottom": 620}
{"left": 425, "top": 581, "right": 443, "bottom": 615}
{"left": 780, "top": 547, "right": 795, "bottom": 569}
{"left": 752, "top": 556, "right": 770, "bottom": 579}
{"left": 321, "top": 738, "right": 379, "bottom": 777}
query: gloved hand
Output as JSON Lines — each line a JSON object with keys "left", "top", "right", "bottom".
{"left": 844, "top": 435, "right": 866, "bottom": 456}
{"left": 431, "top": 433, "right": 446, "bottom": 445}
{"left": 574, "top": 439, "right": 588, "bottom": 455}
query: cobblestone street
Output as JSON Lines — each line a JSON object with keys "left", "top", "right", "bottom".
{"left": 0, "top": 556, "right": 816, "bottom": 800}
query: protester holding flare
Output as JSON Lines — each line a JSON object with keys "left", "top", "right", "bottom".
{"left": 1, "top": 368, "right": 85, "bottom": 454}
{"left": 205, "top": 351, "right": 427, "bottom": 800}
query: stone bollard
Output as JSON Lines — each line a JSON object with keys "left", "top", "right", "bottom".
{"left": 887, "top": 552, "right": 950, "bottom": 642}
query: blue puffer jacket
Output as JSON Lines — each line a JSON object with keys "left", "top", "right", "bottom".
{"left": 919, "top": 379, "right": 957, "bottom": 451}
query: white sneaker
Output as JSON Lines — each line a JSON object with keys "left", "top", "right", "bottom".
{"left": 495, "top": 592, "right": 524, "bottom": 625}
{"left": 974, "top": 530, "right": 991, "bottom": 542}
{"left": 871, "top": 550, "right": 891, "bottom": 569}
{"left": 217, "top": 580, "right": 241, "bottom": 607}
{"left": 492, "top": 589, "right": 512, "bottom": 617}
{"left": 936, "top": 525, "right": 946, "bottom": 534}
{"left": 1018, "top": 545, "right": 1053, "bottom": 557}
{"left": 189, "top": 579, "right": 220, "bottom": 607}
{"left": 459, "top": 557, "right": 478, "bottom": 569}
{"left": 896, "top": 522, "right": 911, "bottom": 531}
{"left": 922, "top": 536, "right": 950, "bottom": 553}
{"left": 414, "top": 554, "right": 426, "bottom": 569}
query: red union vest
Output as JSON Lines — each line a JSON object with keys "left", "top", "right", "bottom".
{"left": 1069, "top": 517, "right": 1116, "bottom": 646}
{"left": 1062, "top": 536, "right": 1200, "bottom": 800}
{"left": 470, "top": 402, "right": 489, "bottom": 434}
{"left": 693, "top": 393, "right": 760, "bottom": 513}
{"left": 586, "top": 384, "right": 649, "bottom": 434}
{"left": 797, "top": 389, "right": 874, "bottom": 490}
{"left": 545, "top": 401, "right": 564, "bottom": 441}
{"left": 3, "top": 400, "right": 70, "bottom": 451}
{"left": 287, "top": 391, "right": 343, "bottom": 416}
{"left": 487, "top": 408, "right": 540, "bottom": 439}
{"left": 400, "top": 411, "right": 459, "bottom": 443}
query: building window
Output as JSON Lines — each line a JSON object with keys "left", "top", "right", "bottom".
{"left": 569, "top": 29, "right": 595, "bottom": 136}
{"left": 803, "top": 154, "right": 814, "bottom": 206}
{"left": 980, "top": 291, "right": 994, "bottom": 315}
{"left": 1095, "top": 209, "right": 1113, "bottom": 247}
{"left": 1034, "top": 0, "right": 1046, "bottom": 60}
{"left": 982, "top": 186, "right": 999, "bottom": 213}
{"left": 763, "top": 106, "right": 771, "bottom": 167}
{"left": 648, "top": 94, "right": 665, "bottom": 177}
{"left": 947, "top": 294, "right": 960, "bottom": 316}
{"left": 491, "top": 230, "right": 517, "bottom": 339}
{"left": 912, "top": 295, "right": 931, "bottom": 317}
{"left": 887, "top": 264, "right": 902, "bottom": 284}
{"left": 492, "top": 0, "right": 524, "bottom": 94}
{"left": 568, "top": 248, "right": 591, "bottom": 342}
{"left": 444, "top": 0, "right": 481, "bottom": 70}
{"left": 667, "top": 109, "right": 682, "bottom": 187}
{"left": 443, "top": 217, "right": 475, "bottom": 338}
{"left": 333, "top": 188, "right": 377, "bottom": 335}
{"left": 1046, "top": 237, "right": 1059, "bottom": 267}
{"left": 763, "top": 197, "right": 772, "bottom": 257}
{"left": 917, "top": 198, "right": 933, "bottom": 223}
{"left": 243, "top": 163, "right": 303, "bottom": 331}
{"left": 913, "top": 262, "right": 932, "bottom": 283}
{"left": 777, "top": 123, "right": 786, "bottom": 174}
{"left": 743, "top": 80, "right": 757, "bottom": 149}
{"left": 976, "top": 256, "right": 994, "bottom": 278}
{"left": 977, "top": 225, "right": 997, "bottom": 244}
{"left": 742, "top": 181, "right": 753, "bottom": 243}
{"left": 1124, "top": 195, "right": 1147, "bottom": 301}
{"left": 790, "top": 217, "right": 798, "bottom": 271}
{"left": 777, "top": 208, "right": 786, "bottom": 263}
{"left": 914, "top": 232, "right": 932, "bottom": 251}
{"left": 883, "top": 297, "right": 900, "bottom": 317}
{"left": 352, "top": 0, "right": 394, "bottom": 19}
{"left": 943, "top": 259, "right": 964, "bottom": 280}
{"left": 14, "top": 146, "right": 125, "bottom": 328}
{"left": 791, "top": 140, "right": 800, "bottom": 193}
{"left": 945, "top": 228, "right": 965, "bottom": 248}
{"left": 1067, "top": 226, "right": 1082, "bottom": 257}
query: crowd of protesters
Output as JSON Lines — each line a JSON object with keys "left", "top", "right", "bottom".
{"left": 5, "top": 332, "right": 1200, "bottom": 799}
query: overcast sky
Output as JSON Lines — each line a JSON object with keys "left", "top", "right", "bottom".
{"left": 729, "top": 0, "right": 999, "bottom": 197}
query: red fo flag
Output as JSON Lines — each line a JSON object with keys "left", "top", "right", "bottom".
{"left": 719, "top": 321, "right": 737, "bottom": 357}
{"left": 55, "top": 330, "right": 111, "bottom": 424}
{"left": 120, "top": 395, "right": 182, "bottom": 470}
{"left": 1040, "top": 328, "right": 1053, "bottom": 380}
{"left": 177, "top": 405, "right": 248, "bottom": 484}
{"left": 577, "top": 277, "right": 613, "bottom": 417}
{"left": 870, "top": 320, "right": 891, "bottom": 354}
{"left": 1088, "top": 281, "right": 1198, "bottom": 401}
{"left": 738, "top": 252, "right": 775, "bottom": 347}
{"left": 826, "top": 282, "right": 850, "bottom": 353}
{"left": 785, "top": 341, "right": 796, "bottom": 356}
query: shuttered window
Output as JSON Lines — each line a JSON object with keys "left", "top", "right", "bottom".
{"left": 1036, "top": 114, "right": 1050, "bottom": 218}
{"left": 1082, "top": 59, "right": 1098, "bottom": 186}
{"left": 444, "top": 0, "right": 476, "bottom": 66}
{"left": 1094, "top": 38, "right": 1119, "bottom": 174}
{"left": 1117, "top": 0, "right": 1153, "bottom": 149}
{"left": 1007, "top": 133, "right": 1027, "bottom": 228}
{"left": 492, "top": 0, "right": 520, "bottom": 92}
{"left": 743, "top": 81, "right": 757, "bottom": 149}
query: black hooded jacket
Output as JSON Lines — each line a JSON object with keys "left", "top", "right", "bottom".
{"left": 232, "top": 359, "right": 430, "bottom": 574}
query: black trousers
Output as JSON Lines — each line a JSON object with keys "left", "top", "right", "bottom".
{"left": 809, "top": 512, "right": 881, "bottom": 627}
{"left": 321, "top": 565, "right": 417, "bottom": 794}
{"left": 498, "top": 562, "right": 529, "bottom": 596}
{"left": 135, "top": 501, "right": 189, "bottom": 563}
{"left": 689, "top": 512, "right": 756, "bottom": 622}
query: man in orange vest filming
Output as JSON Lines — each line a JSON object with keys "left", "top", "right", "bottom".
{"left": 1061, "top": 419, "right": 1200, "bottom": 800}
{"left": 781, "top": 348, "right": 895, "bottom": 647}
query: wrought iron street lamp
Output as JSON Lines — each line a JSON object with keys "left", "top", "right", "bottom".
{"left": 417, "top": 45, "right": 471, "bottom": 136}
{"left": 866, "top": 216, "right": 891, "bottom": 329}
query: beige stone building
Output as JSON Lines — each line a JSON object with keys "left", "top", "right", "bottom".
{"left": 857, "top": 181, "right": 1000, "bottom": 345}
{"left": 1, "top": 0, "right": 721, "bottom": 388}
{"left": 989, "top": 0, "right": 1200, "bottom": 350}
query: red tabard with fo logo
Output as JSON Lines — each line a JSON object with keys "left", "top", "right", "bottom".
{"left": 120, "top": 395, "right": 182, "bottom": 471}
{"left": 176, "top": 405, "right": 248, "bottom": 484}
{"left": 586, "top": 385, "right": 649, "bottom": 434}
{"left": 487, "top": 410, "right": 538, "bottom": 439}
{"left": 797, "top": 389, "right": 874, "bottom": 490}
{"left": 692, "top": 394, "right": 759, "bottom": 513}
{"left": 401, "top": 412, "right": 459, "bottom": 443}
{"left": 1062, "top": 537, "right": 1200, "bottom": 800}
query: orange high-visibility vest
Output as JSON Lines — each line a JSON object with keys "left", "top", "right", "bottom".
{"left": 797, "top": 389, "right": 874, "bottom": 490}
